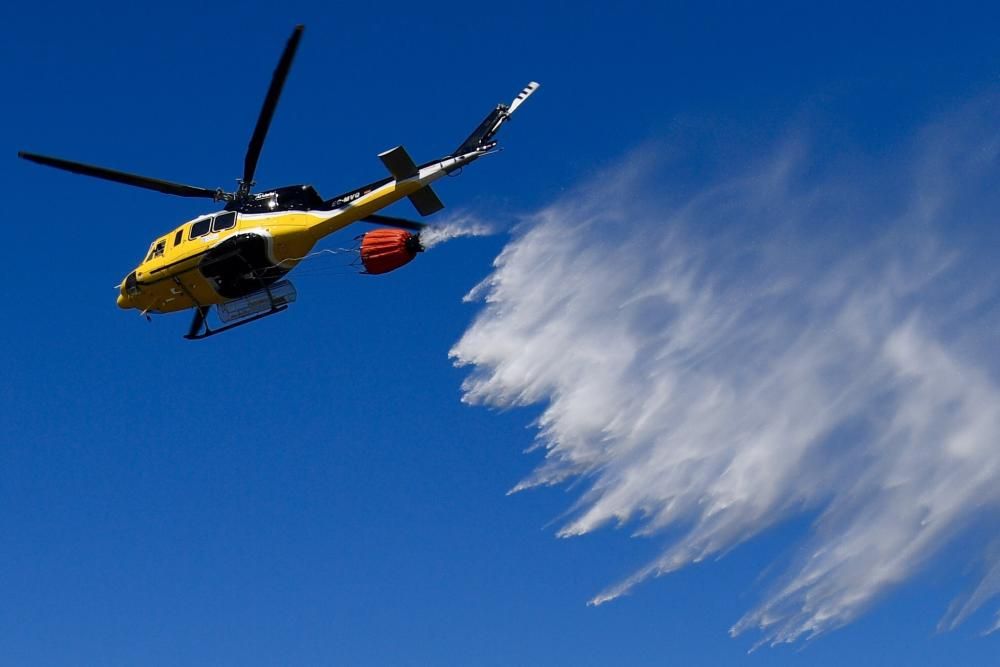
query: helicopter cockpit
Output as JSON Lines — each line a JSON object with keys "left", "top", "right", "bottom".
{"left": 144, "top": 238, "right": 166, "bottom": 262}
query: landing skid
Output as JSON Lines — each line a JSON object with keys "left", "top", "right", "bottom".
{"left": 180, "top": 274, "right": 297, "bottom": 340}
{"left": 183, "top": 303, "right": 288, "bottom": 340}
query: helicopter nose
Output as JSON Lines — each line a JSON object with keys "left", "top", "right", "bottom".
{"left": 117, "top": 271, "right": 138, "bottom": 309}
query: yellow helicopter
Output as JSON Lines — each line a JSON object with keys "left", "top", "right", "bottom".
{"left": 19, "top": 25, "right": 539, "bottom": 339}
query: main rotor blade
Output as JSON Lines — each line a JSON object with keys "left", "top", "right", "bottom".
{"left": 243, "top": 25, "right": 304, "bottom": 186}
{"left": 361, "top": 214, "right": 427, "bottom": 231}
{"left": 18, "top": 152, "right": 223, "bottom": 199}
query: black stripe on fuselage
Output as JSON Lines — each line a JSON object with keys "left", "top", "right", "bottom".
{"left": 145, "top": 248, "right": 213, "bottom": 280}
{"left": 137, "top": 232, "right": 277, "bottom": 291}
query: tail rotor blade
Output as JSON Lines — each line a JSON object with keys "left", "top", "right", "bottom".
{"left": 507, "top": 81, "right": 540, "bottom": 116}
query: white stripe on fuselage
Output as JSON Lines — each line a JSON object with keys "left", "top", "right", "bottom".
{"left": 203, "top": 155, "right": 469, "bottom": 227}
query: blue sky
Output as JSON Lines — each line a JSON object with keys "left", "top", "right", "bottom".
{"left": 4, "top": 1, "right": 1000, "bottom": 664}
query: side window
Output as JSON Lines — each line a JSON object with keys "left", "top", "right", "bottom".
{"left": 212, "top": 211, "right": 236, "bottom": 232}
{"left": 173, "top": 229, "right": 183, "bottom": 246}
{"left": 190, "top": 218, "right": 211, "bottom": 238}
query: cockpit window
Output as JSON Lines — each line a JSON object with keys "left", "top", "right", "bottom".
{"left": 212, "top": 211, "right": 236, "bottom": 232}
{"left": 190, "top": 217, "right": 211, "bottom": 238}
{"left": 146, "top": 239, "right": 166, "bottom": 262}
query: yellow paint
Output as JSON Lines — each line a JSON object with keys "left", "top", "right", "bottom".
{"left": 117, "top": 175, "right": 427, "bottom": 314}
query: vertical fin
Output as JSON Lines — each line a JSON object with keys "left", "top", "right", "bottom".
{"left": 453, "top": 81, "right": 541, "bottom": 155}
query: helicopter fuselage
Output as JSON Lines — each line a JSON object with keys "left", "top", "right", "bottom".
{"left": 116, "top": 152, "right": 470, "bottom": 314}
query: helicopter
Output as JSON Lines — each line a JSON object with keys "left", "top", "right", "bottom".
{"left": 18, "top": 25, "right": 539, "bottom": 339}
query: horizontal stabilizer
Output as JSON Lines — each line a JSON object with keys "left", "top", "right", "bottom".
{"left": 378, "top": 145, "right": 419, "bottom": 180}
{"left": 409, "top": 186, "right": 444, "bottom": 216}
{"left": 378, "top": 145, "right": 442, "bottom": 215}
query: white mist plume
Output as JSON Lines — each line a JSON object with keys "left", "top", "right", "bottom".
{"left": 419, "top": 212, "right": 494, "bottom": 249}
{"left": 450, "top": 102, "right": 1000, "bottom": 644}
